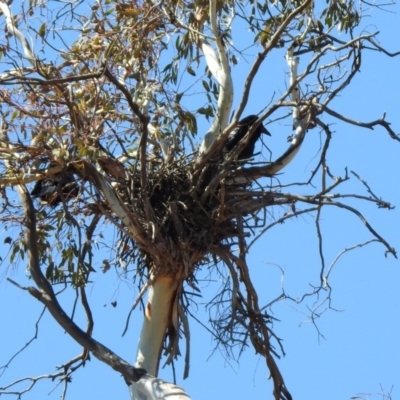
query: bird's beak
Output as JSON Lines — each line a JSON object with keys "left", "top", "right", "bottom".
{"left": 261, "top": 125, "right": 271, "bottom": 136}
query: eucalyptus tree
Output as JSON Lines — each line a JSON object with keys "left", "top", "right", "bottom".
{"left": 0, "top": 0, "right": 398, "bottom": 399}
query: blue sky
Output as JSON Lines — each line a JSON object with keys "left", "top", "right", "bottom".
{"left": 1, "top": 2, "right": 400, "bottom": 400}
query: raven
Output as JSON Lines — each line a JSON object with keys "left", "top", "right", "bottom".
{"left": 31, "top": 172, "right": 79, "bottom": 206}
{"left": 224, "top": 115, "right": 270, "bottom": 161}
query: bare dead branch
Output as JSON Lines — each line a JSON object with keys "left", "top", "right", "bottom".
{"left": 368, "top": 37, "right": 400, "bottom": 57}
{"left": 234, "top": 0, "right": 313, "bottom": 122}
{"left": 323, "top": 240, "right": 381, "bottom": 288}
{"left": 15, "top": 183, "right": 148, "bottom": 383}
{"left": 122, "top": 278, "right": 153, "bottom": 337}
{"left": 317, "top": 104, "right": 400, "bottom": 141}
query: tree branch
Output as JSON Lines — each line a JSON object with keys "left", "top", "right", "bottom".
{"left": 198, "top": 0, "right": 234, "bottom": 153}
{"left": 15, "top": 183, "right": 192, "bottom": 399}
{"left": 0, "top": 1, "right": 36, "bottom": 66}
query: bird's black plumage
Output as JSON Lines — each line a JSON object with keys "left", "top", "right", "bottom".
{"left": 224, "top": 115, "right": 270, "bottom": 161}
{"left": 31, "top": 172, "right": 79, "bottom": 206}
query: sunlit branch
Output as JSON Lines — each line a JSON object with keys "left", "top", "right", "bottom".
{"left": 0, "top": 164, "right": 63, "bottom": 186}
{"left": 316, "top": 105, "right": 400, "bottom": 141}
{"left": 323, "top": 240, "right": 380, "bottom": 288}
{"left": 0, "top": 70, "right": 105, "bottom": 85}
{"left": 0, "top": 1, "right": 36, "bottom": 66}
{"left": 234, "top": 0, "right": 313, "bottom": 121}
{"left": 198, "top": 0, "right": 234, "bottom": 153}
{"left": 79, "top": 162, "right": 147, "bottom": 245}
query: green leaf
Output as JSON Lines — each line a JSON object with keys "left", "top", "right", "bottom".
{"left": 38, "top": 23, "right": 46, "bottom": 39}
{"left": 186, "top": 66, "right": 196, "bottom": 76}
{"left": 202, "top": 80, "right": 210, "bottom": 91}
{"left": 46, "top": 262, "right": 54, "bottom": 280}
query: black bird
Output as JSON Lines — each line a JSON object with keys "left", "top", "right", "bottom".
{"left": 224, "top": 115, "right": 270, "bottom": 161}
{"left": 31, "top": 172, "right": 79, "bottom": 206}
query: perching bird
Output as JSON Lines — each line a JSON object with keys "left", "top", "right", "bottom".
{"left": 31, "top": 172, "right": 79, "bottom": 206}
{"left": 224, "top": 115, "right": 270, "bottom": 161}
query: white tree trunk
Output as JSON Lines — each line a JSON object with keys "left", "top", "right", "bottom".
{"left": 130, "top": 276, "right": 179, "bottom": 400}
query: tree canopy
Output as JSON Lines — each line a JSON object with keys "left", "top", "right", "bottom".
{"left": 0, "top": 0, "right": 399, "bottom": 399}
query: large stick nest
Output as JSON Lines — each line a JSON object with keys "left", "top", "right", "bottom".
{"left": 98, "top": 154, "right": 278, "bottom": 277}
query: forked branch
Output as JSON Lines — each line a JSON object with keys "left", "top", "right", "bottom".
{"left": 15, "top": 184, "right": 191, "bottom": 400}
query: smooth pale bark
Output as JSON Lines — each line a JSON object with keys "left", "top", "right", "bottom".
{"left": 134, "top": 276, "right": 179, "bottom": 375}
{"left": 132, "top": 3, "right": 232, "bottom": 398}
{"left": 199, "top": 41, "right": 233, "bottom": 153}
{"left": 0, "top": 1, "right": 35, "bottom": 65}
{"left": 133, "top": 373, "right": 191, "bottom": 400}
{"left": 227, "top": 47, "right": 307, "bottom": 183}
{"left": 199, "top": 0, "right": 233, "bottom": 153}
{"left": 130, "top": 276, "right": 180, "bottom": 400}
